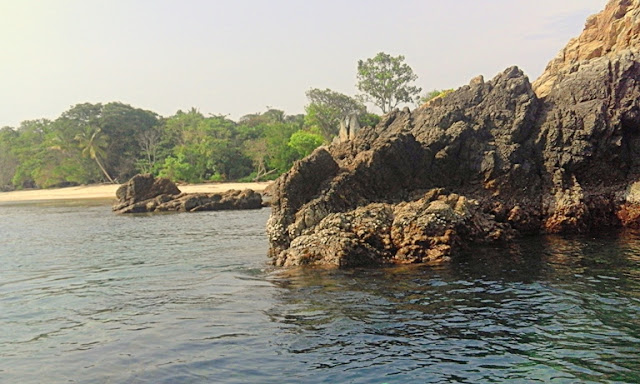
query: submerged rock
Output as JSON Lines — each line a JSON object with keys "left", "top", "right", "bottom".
{"left": 267, "top": 0, "right": 640, "bottom": 267}
{"left": 113, "top": 174, "right": 263, "bottom": 214}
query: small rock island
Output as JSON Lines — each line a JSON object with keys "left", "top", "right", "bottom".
{"left": 266, "top": 0, "right": 640, "bottom": 267}
{"left": 113, "top": 173, "right": 263, "bottom": 214}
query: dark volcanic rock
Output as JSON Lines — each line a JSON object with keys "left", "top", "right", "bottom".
{"left": 267, "top": 0, "right": 640, "bottom": 267}
{"left": 113, "top": 174, "right": 263, "bottom": 214}
{"left": 113, "top": 173, "right": 181, "bottom": 212}
{"left": 268, "top": 68, "right": 540, "bottom": 266}
{"left": 538, "top": 49, "right": 640, "bottom": 233}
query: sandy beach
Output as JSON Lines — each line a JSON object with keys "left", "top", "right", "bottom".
{"left": 0, "top": 182, "right": 272, "bottom": 203}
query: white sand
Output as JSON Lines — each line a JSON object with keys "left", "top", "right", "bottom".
{"left": 0, "top": 182, "right": 272, "bottom": 203}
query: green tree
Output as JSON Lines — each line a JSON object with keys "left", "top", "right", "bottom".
{"left": 60, "top": 102, "right": 160, "bottom": 181}
{"left": 163, "top": 108, "right": 205, "bottom": 146}
{"left": 7, "top": 109, "right": 112, "bottom": 188}
{"left": 158, "top": 153, "right": 197, "bottom": 182}
{"left": 10, "top": 119, "right": 54, "bottom": 188}
{"left": 236, "top": 109, "right": 306, "bottom": 176}
{"left": 39, "top": 119, "right": 98, "bottom": 187}
{"left": 99, "top": 102, "right": 160, "bottom": 180}
{"left": 157, "top": 111, "right": 253, "bottom": 182}
{"left": 243, "top": 138, "right": 272, "bottom": 181}
{"left": 356, "top": 52, "right": 422, "bottom": 113}
{"left": 288, "top": 130, "right": 324, "bottom": 157}
{"left": 75, "top": 126, "right": 115, "bottom": 183}
{"left": 304, "top": 88, "right": 366, "bottom": 141}
{"left": 0, "top": 127, "right": 19, "bottom": 190}
{"left": 358, "top": 112, "right": 381, "bottom": 128}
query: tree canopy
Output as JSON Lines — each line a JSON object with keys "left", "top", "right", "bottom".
{"left": 356, "top": 52, "right": 422, "bottom": 113}
{"left": 0, "top": 51, "right": 446, "bottom": 191}
{"left": 0, "top": 103, "right": 330, "bottom": 191}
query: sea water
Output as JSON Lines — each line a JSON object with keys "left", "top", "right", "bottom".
{"left": 0, "top": 201, "right": 639, "bottom": 383}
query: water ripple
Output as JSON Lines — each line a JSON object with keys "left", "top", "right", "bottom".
{"left": 1, "top": 204, "right": 640, "bottom": 383}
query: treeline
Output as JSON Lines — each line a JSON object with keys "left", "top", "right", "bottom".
{"left": 0, "top": 51, "right": 431, "bottom": 191}
{"left": 0, "top": 97, "right": 379, "bottom": 191}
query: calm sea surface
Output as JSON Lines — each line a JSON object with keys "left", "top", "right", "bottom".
{"left": 1, "top": 200, "right": 639, "bottom": 383}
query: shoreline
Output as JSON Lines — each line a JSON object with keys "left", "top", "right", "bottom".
{"left": 0, "top": 181, "right": 272, "bottom": 203}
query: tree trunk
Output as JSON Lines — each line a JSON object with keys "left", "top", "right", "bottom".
{"left": 95, "top": 156, "right": 115, "bottom": 184}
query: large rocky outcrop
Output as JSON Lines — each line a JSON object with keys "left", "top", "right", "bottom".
{"left": 113, "top": 174, "right": 263, "bottom": 214}
{"left": 267, "top": 0, "right": 640, "bottom": 267}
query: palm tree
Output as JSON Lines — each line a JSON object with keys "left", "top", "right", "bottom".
{"left": 75, "top": 126, "right": 115, "bottom": 183}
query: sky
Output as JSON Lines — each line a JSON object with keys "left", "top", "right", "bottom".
{"left": 0, "top": 0, "right": 608, "bottom": 128}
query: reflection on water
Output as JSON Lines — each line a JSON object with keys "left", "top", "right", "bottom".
{"left": 267, "top": 234, "right": 640, "bottom": 383}
{"left": 0, "top": 203, "right": 639, "bottom": 383}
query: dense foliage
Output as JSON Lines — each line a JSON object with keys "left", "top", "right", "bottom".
{"left": 0, "top": 101, "right": 379, "bottom": 191}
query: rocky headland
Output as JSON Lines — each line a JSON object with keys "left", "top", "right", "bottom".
{"left": 113, "top": 174, "right": 263, "bottom": 214}
{"left": 266, "top": 0, "right": 640, "bottom": 267}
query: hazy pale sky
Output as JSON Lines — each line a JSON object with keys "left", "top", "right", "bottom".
{"left": 1, "top": 0, "right": 608, "bottom": 127}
